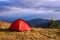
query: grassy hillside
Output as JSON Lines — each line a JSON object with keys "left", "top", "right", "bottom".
{"left": 0, "top": 21, "right": 11, "bottom": 29}
{"left": 0, "top": 21, "right": 60, "bottom": 40}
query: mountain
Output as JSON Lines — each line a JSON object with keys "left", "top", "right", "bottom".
{"left": 0, "top": 13, "right": 60, "bottom": 23}
{"left": 27, "top": 18, "right": 49, "bottom": 28}
{"left": 0, "top": 13, "right": 50, "bottom": 23}
{"left": 56, "top": 20, "right": 60, "bottom": 25}
{"left": 27, "top": 19, "right": 60, "bottom": 28}
{"left": 0, "top": 17, "right": 49, "bottom": 28}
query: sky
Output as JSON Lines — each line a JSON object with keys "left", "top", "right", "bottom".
{"left": 0, "top": 0, "right": 60, "bottom": 20}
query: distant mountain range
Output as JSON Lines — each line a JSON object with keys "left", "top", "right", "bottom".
{"left": 0, "top": 17, "right": 49, "bottom": 28}
{"left": 27, "top": 19, "right": 60, "bottom": 28}
{"left": 56, "top": 20, "right": 60, "bottom": 25}
{"left": 27, "top": 18, "right": 49, "bottom": 28}
{"left": 0, "top": 17, "right": 60, "bottom": 28}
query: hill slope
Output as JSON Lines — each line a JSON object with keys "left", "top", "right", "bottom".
{"left": 27, "top": 18, "right": 49, "bottom": 28}
{"left": 0, "top": 21, "right": 11, "bottom": 29}
{"left": 0, "top": 21, "right": 60, "bottom": 40}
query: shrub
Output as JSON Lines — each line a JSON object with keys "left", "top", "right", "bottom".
{"left": 47, "top": 20, "right": 56, "bottom": 28}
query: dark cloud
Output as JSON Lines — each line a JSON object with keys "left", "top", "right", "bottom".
{"left": 0, "top": 0, "right": 60, "bottom": 20}
{"left": 0, "top": 0, "right": 60, "bottom": 10}
{"left": 0, "top": 0, "right": 60, "bottom": 13}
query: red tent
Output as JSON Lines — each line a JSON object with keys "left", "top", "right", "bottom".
{"left": 9, "top": 19, "right": 32, "bottom": 31}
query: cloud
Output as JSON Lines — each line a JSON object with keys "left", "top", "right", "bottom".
{"left": 0, "top": 0, "right": 60, "bottom": 9}
{"left": 0, "top": 0, "right": 60, "bottom": 20}
{"left": 0, "top": 0, "right": 60, "bottom": 16}
{"left": 0, "top": 6, "right": 55, "bottom": 16}
{"left": 12, "top": 0, "right": 60, "bottom": 8}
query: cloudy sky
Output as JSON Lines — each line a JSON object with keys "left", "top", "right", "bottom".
{"left": 0, "top": 0, "right": 60, "bottom": 20}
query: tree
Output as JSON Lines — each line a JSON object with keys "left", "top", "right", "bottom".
{"left": 47, "top": 19, "right": 56, "bottom": 28}
{"left": 55, "top": 23, "right": 60, "bottom": 28}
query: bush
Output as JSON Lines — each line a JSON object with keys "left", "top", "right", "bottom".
{"left": 47, "top": 19, "right": 60, "bottom": 28}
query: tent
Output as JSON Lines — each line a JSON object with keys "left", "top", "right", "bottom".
{"left": 9, "top": 19, "right": 32, "bottom": 31}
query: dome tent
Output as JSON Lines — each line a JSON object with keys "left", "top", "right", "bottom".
{"left": 9, "top": 19, "right": 32, "bottom": 31}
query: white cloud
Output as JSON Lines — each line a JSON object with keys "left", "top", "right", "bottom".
{"left": 0, "top": 6, "right": 53, "bottom": 12}
{"left": 0, "top": 6, "right": 55, "bottom": 16}
{"left": 0, "top": 0, "right": 60, "bottom": 16}
{"left": 0, "top": 0, "right": 60, "bottom": 20}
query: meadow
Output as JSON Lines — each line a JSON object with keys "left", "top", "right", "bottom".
{"left": 0, "top": 21, "right": 60, "bottom": 40}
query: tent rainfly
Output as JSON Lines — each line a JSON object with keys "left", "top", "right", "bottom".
{"left": 9, "top": 19, "right": 32, "bottom": 31}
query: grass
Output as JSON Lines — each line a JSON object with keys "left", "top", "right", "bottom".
{"left": 0, "top": 21, "right": 60, "bottom": 40}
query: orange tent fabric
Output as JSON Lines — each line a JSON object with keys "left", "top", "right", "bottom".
{"left": 9, "top": 19, "right": 32, "bottom": 31}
